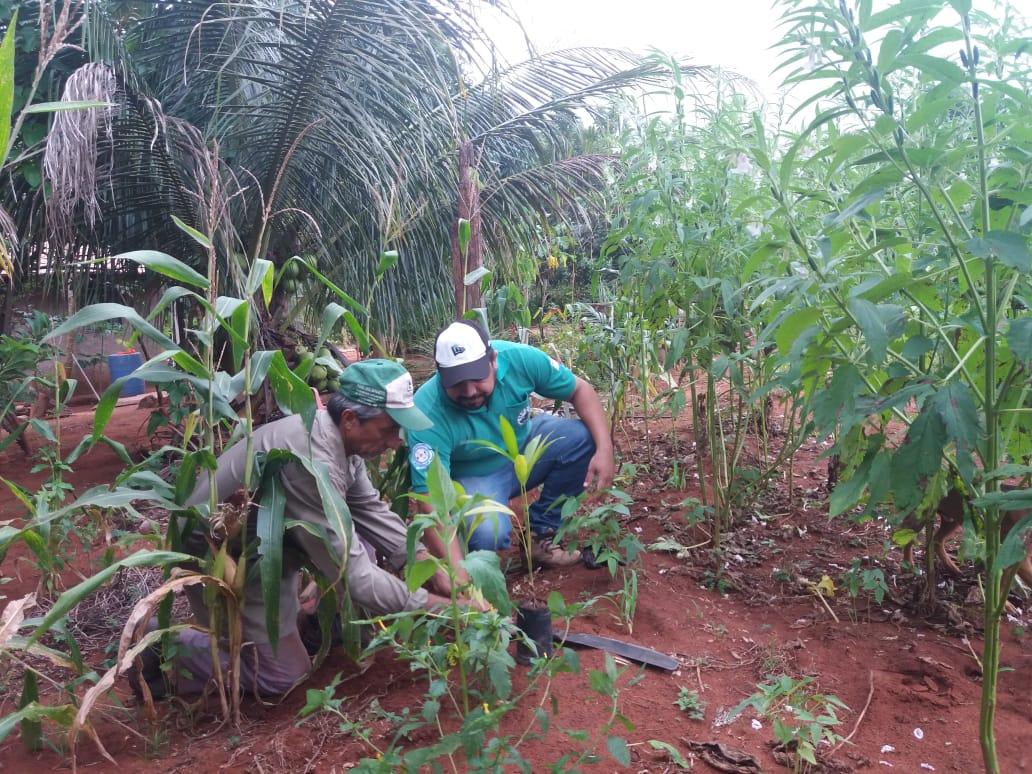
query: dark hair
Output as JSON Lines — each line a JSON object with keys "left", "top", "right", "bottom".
{"left": 326, "top": 393, "right": 387, "bottom": 424}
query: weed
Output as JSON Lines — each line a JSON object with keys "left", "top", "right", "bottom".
{"left": 680, "top": 496, "right": 711, "bottom": 528}
{"left": 674, "top": 687, "right": 706, "bottom": 721}
{"left": 840, "top": 559, "right": 889, "bottom": 606}
{"left": 703, "top": 622, "right": 728, "bottom": 640}
{"left": 772, "top": 567, "right": 793, "bottom": 584}
{"left": 731, "top": 674, "right": 847, "bottom": 772}
{"left": 595, "top": 568, "right": 640, "bottom": 635}
{"left": 666, "top": 460, "right": 686, "bottom": 489}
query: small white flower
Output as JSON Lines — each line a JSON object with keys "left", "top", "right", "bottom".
{"left": 746, "top": 221, "right": 763, "bottom": 238}
{"left": 913, "top": 728, "right": 924, "bottom": 740}
{"left": 751, "top": 719, "right": 763, "bottom": 730}
{"left": 880, "top": 745, "right": 895, "bottom": 753}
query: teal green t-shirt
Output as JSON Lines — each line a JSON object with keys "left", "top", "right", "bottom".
{"left": 407, "top": 341, "right": 577, "bottom": 492}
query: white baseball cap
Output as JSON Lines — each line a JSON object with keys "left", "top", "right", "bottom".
{"left": 435, "top": 321, "right": 491, "bottom": 387}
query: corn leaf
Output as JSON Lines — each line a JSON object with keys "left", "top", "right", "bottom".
{"left": 256, "top": 466, "right": 287, "bottom": 649}
{"left": 0, "top": 10, "right": 17, "bottom": 166}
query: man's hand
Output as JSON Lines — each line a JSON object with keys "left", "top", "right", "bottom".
{"left": 584, "top": 448, "right": 616, "bottom": 491}
{"left": 416, "top": 519, "right": 472, "bottom": 594}
{"left": 428, "top": 566, "right": 456, "bottom": 596}
{"left": 463, "top": 587, "right": 494, "bottom": 613}
{"left": 426, "top": 591, "right": 494, "bottom": 613}
{"left": 569, "top": 378, "right": 616, "bottom": 492}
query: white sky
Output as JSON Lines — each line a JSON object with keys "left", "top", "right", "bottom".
{"left": 480, "top": 0, "right": 1027, "bottom": 113}
{"left": 484, "top": 0, "right": 788, "bottom": 101}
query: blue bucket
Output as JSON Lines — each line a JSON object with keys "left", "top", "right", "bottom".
{"left": 107, "top": 351, "right": 145, "bottom": 397}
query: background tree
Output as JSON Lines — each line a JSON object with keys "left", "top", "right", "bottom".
{"left": 38, "top": 0, "right": 701, "bottom": 344}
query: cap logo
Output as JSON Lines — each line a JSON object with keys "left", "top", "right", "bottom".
{"left": 451, "top": 344, "right": 465, "bottom": 356}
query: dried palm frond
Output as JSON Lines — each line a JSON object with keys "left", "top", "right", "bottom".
{"left": 42, "top": 62, "right": 117, "bottom": 246}
{"left": 0, "top": 205, "right": 18, "bottom": 282}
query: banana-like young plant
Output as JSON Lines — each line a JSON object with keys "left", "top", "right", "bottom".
{"left": 475, "top": 415, "right": 554, "bottom": 591}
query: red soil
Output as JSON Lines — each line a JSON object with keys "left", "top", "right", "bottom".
{"left": 0, "top": 402, "right": 1028, "bottom": 773}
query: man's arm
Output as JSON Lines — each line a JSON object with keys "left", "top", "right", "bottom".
{"left": 414, "top": 499, "right": 471, "bottom": 595}
{"left": 568, "top": 377, "right": 616, "bottom": 491}
{"left": 344, "top": 455, "right": 477, "bottom": 600}
{"left": 279, "top": 461, "right": 431, "bottom": 616}
{"left": 287, "top": 494, "right": 431, "bottom": 616}
{"left": 344, "top": 456, "right": 421, "bottom": 570}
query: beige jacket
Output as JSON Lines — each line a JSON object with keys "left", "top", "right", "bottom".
{"left": 183, "top": 410, "right": 427, "bottom": 641}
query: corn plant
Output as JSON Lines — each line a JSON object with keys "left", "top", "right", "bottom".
{"left": 0, "top": 217, "right": 382, "bottom": 754}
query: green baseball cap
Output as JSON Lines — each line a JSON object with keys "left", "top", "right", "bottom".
{"left": 338, "top": 359, "right": 432, "bottom": 431}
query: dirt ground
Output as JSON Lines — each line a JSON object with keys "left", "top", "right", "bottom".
{"left": 1, "top": 398, "right": 1030, "bottom": 773}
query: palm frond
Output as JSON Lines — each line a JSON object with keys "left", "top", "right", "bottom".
{"left": 38, "top": 1, "right": 712, "bottom": 341}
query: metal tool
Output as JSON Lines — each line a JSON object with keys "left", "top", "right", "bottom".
{"left": 556, "top": 631, "right": 679, "bottom": 670}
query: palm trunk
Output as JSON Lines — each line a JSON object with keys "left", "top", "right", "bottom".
{"left": 451, "top": 141, "right": 483, "bottom": 316}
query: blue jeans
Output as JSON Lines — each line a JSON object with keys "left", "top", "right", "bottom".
{"left": 456, "top": 414, "right": 595, "bottom": 551}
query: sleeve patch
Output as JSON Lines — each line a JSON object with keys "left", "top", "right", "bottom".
{"left": 410, "top": 442, "right": 435, "bottom": 471}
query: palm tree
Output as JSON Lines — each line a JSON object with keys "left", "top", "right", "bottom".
{"left": 41, "top": 0, "right": 705, "bottom": 343}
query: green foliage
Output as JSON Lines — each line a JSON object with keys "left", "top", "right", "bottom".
{"left": 556, "top": 487, "right": 642, "bottom": 576}
{"left": 840, "top": 559, "right": 890, "bottom": 605}
{"left": 36, "top": 1, "right": 686, "bottom": 342}
{"left": 475, "top": 419, "right": 554, "bottom": 589}
{"left": 732, "top": 674, "right": 847, "bottom": 772}
{"left": 754, "top": 3, "right": 1030, "bottom": 767}
{"left": 0, "top": 312, "right": 54, "bottom": 454}
{"left": 0, "top": 240, "right": 369, "bottom": 746}
{"left": 597, "top": 61, "right": 801, "bottom": 546}
{"left": 674, "top": 687, "right": 706, "bottom": 721}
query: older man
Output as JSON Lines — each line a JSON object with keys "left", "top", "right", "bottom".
{"left": 135, "top": 359, "right": 452, "bottom": 699}
{"left": 407, "top": 320, "right": 615, "bottom": 571}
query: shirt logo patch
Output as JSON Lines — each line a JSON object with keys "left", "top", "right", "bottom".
{"left": 410, "top": 442, "right": 434, "bottom": 470}
{"left": 451, "top": 344, "right": 465, "bottom": 356}
{"left": 517, "top": 407, "right": 530, "bottom": 426}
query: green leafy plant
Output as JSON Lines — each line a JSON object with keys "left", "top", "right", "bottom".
{"left": 753, "top": 3, "right": 1031, "bottom": 769}
{"left": 840, "top": 559, "right": 889, "bottom": 606}
{"left": 674, "top": 687, "right": 706, "bottom": 721}
{"left": 0, "top": 205, "right": 372, "bottom": 755}
{"left": 556, "top": 487, "right": 642, "bottom": 576}
{"left": 475, "top": 415, "right": 554, "bottom": 591}
{"left": 731, "top": 674, "right": 848, "bottom": 772}
{"left": 344, "top": 457, "right": 598, "bottom": 771}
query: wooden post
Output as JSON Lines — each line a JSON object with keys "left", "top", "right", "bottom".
{"left": 451, "top": 140, "right": 483, "bottom": 316}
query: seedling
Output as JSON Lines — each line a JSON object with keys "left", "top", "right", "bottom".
{"left": 475, "top": 415, "right": 553, "bottom": 590}
{"left": 674, "top": 687, "right": 706, "bottom": 721}
{"left": 731, "top": 674, "right": 847, "bottom": 772}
